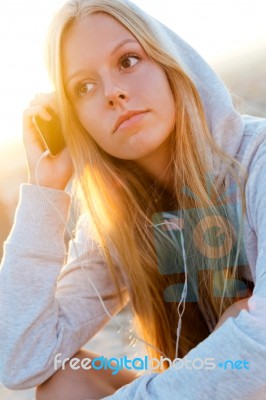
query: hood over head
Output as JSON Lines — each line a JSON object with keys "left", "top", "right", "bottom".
{"left": 122, "top": 0, "right": 244, "bottom": 183}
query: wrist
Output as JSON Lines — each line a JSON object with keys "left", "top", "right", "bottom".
{"left": 28, "top": 176, "right": 68, "bottom": 191}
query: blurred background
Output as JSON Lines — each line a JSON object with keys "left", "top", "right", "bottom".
{"left": 0, "top": 0, "right": 265, "bottom": 398}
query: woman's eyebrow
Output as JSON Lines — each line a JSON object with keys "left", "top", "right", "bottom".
{"left": 112, "top": 38, "right": 138, "bottom": 54}
{"left": 65, "top": 38, "right": 139, "bottom": 86}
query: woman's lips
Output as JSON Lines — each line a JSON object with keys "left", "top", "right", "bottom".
{"left": 115, "top": 112, "right": 148, "bottom": 133}
{"left": 118, "top": 112, "right": 145, "bottom": 130}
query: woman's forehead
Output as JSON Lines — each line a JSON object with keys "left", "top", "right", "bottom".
{"left": 63, "top": 13, "right": 136, "bottom": 51}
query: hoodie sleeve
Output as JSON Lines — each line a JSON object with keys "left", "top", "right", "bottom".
{"left": 102, "top": 136, "right": 266, "bottom": 399}
{"left": 0, "top": 184, "right": 128, "bottom": 390}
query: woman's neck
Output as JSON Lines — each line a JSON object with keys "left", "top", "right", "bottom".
{"left": 135, "top": 135, "right": 173, "bottom": 190}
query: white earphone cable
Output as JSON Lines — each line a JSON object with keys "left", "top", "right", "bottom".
{"left": 151, "top": 216, "right": 188, "bottom": 359}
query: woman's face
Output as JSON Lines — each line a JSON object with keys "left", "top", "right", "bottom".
{"left": 62, "top": 13, "right": 176, "bottom": 168}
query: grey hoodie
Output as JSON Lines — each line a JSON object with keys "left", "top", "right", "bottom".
{"left": 1, "top": 0, "right": 266, "bottom": 398}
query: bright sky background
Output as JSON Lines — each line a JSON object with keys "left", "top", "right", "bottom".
{"left": 0, "top": 0, "right": 265, "bottom": 148}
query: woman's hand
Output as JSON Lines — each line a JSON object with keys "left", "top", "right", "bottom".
{"left": 213, "top": 298, "right": 250, "bottom": 332}
{"left": 23, "top": 93, "right": 74, "bottom": 191}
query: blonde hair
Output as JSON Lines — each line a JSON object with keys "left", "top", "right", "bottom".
{"left": 46, "top": 0, "right": 248, "bottom": 370}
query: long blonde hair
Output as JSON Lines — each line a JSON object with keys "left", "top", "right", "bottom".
{"left": 46, "top": 0, "right": 249, "bottom": 370}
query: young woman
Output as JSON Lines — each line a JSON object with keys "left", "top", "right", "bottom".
{"left": 0, "top": 0, "right": 265, "bottom": 399}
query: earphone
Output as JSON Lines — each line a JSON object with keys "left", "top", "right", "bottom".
{"left": 35, "top": 149, "right": 188, "bottom": 364}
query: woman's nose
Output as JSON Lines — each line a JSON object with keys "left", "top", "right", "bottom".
{"left": 105, "top": 84, "right": 129, "bottom": 108}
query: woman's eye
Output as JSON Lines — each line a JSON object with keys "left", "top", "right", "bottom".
{"left": 76, "top": 82, "right": 94, "bottom": 96}
{"left": 120, "top": 54, "right": 140, "bottom": 69}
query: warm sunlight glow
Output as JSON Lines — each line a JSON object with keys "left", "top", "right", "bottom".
{"left": 0, "top": 0, "right": 65, "bottom": 148}
{"left": 0, "top": 0, "right": 265, "bottom": 148}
